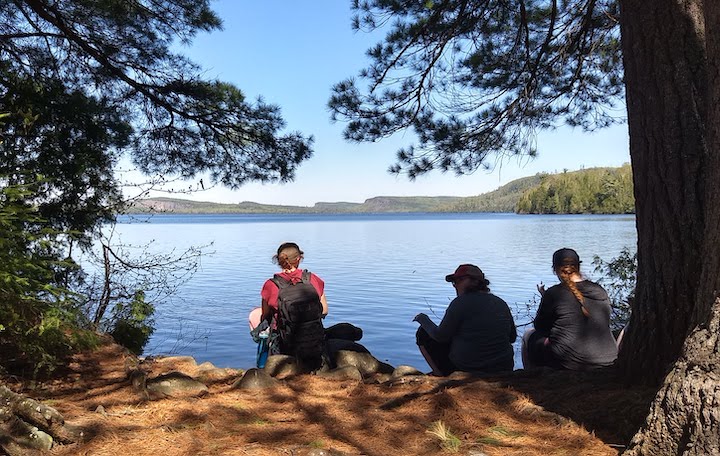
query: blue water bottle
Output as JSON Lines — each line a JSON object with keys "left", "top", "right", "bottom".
{"left": 256, "top": 331, "right": 269, "bottom": 368}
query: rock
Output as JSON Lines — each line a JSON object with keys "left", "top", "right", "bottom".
{"left": 196, "top": 367, "right": 241, "bottom": 383}
{"left": 316, "top": 366, "right": 363, "bottom": 381}
{"left": 263, "top": 355, "right": 303, "bottom": 378}
{"left": 22, "top": 427, "right": 54, "bottom": 451}
{"left": 325, "top": 339, "right": 369, "bottom": 356}
{"left": 128, "top": 369, "right": 148, "bottom": 391}
{"left": 391, "top": 365, "right": 424, "bottom": 378}
{"left": 145, "top": 371, "right": 208, "bottom": 398}
{"left": 152, "top": 356, "right": 198, "bottom": 368}
{"left": 197, "top": 361, "right": 217, "bottom": 370}
{"left": 334, "top": 350, "right": 394, "bottom": 376}
{"left": 364, "top": 373, "right": 393, "bottom": 384}
{"left": 231, "top": 368, "right": 279, "bottom": 390}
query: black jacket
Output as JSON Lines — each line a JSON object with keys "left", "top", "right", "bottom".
{"left": 534, "top": 280, "right": 618, "bottom": 370}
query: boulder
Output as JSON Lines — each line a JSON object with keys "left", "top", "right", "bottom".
{"left": 152, "top": 355, "right": 198, "bottom": 367}
{"left": 391, "top": 365, "right": 424, "bottom": 378}
{"left": 325, "top": 339, "right": 370, "bottom": 369}
{"left": 316, "top": 366, "right": 363, "bottom": 381}
{"left": 196, "top": 367, "right": 241, "bottom": 383}
{"left": 263, "top": 355, "right": 303, "bottom": 378}
{"left": 145, "top": 371, "right": 208, "bottom": 398}
{"left": 364, "top": 373, "right": 393, "bottom": 384}
{"left": 334, "top": 350, "right": 394, "bottom": 376}
{"left": 231, "top": 368, "right": 279, "bottom": 390}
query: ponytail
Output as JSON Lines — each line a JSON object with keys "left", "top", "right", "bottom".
{"left": 557, "top": 264, "right": 590, "bottom": 317}
{"left": 272, "top": 242, "right": 303, "bottom": 270}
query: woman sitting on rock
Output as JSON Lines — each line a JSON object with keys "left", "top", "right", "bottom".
{"left": 260, "top": 242, "right": 328, "bottom": 369}
{"left": 413, "top": 264, "right": 517, "bottom": 376}
{"left": 521, "top": 248, "right": 618, "bottom": 371}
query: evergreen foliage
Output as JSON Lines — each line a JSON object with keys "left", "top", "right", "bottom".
{"left": 108, "top": 291, "right": 155, "bottom": 356}
{"left": 449, "top": 175, "right": 544, "bottom": 212}
{"left": 516, "top": 165, "right": 633, "bottom": 214}
{"left": 1, "top": 1, "right": 311, "bottom": 374}
{"left": 0, "top": 180, "right": 98, "bottom": 376}
{"left": 330, "top": 1, "right": 623, "bottom": 177}
{"left": 1, "top": 1, "right": 312, "bottom": 189}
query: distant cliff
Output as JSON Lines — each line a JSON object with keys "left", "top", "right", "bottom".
{"left": 128, "top": 195, "right": 468, "bottom": 214}
{"left": 127, "top": 166, "right": 634, "bottom": 215}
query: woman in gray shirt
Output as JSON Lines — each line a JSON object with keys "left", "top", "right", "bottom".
{"left": 522, "top": 248, "right": 618, "bottom": 370}
{"left": 413, "top": 264, "right": 517, "bottom": 376}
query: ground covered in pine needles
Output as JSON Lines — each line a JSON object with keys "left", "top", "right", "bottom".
{"left": 4, "top": 343, "right": 657, "bottom": 456}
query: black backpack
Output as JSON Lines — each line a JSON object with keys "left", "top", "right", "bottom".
{"left": 271, "top": 270, "right": 325, "bottom": 365}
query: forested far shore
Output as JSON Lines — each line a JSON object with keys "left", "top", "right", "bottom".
{"left": 128, "top": 164, "right": 634, "bottom": 215}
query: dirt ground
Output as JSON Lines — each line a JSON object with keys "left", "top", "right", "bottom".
{"left": 5, "top": 344, "right": 657, "bottom": 456}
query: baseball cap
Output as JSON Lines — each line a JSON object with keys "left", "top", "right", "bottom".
{"left": 552, "top": 248, "right": 581, "bottom": 267}
{"left": 445, "top": 264, "right": 485, "bottom": 282}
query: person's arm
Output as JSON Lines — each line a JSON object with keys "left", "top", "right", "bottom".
{"left": 508, "top": 308, "right": 518, "bottom": 342}
{"left": 533, "top": 290, "right": 555, "bottom": 333}
{"left": 319, "top": 293, "right": 328, "bottom": 317}
{"left": 415, "top": 300, "right": 461, "bottom": 343}
{"left": 309, "top": 273, "right": 328, "bottom": 317}
{"left": 260, "top": 279, "right": 277, "bottom": 323}
{"left": 261, "top": 298, "right": 273, "bottom": 323}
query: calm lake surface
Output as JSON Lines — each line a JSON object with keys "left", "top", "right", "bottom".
{"left": 114, "top": 212, "right": 637, "bottom": 371}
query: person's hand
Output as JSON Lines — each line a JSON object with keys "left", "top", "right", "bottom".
{"left": 536, "top": 282, "right": 546, "bottom": 296}
{"left": 413, "top": 313, "right": 428, "bottom": 323}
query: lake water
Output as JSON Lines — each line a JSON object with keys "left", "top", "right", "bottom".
{"left": 113, "top": 212, "right": 637, "bottom": 371}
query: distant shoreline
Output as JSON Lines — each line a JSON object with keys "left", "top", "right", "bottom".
{"left": 125, "top": 166, "right": 636, "bottom": 215}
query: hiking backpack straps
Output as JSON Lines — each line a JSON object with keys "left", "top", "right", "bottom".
{"left": 271, "top": 270, "right": 325, "bottom": 364}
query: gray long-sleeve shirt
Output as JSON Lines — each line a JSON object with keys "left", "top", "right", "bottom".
{"left": 417, "top": 291, "right": 517, "bottom": 372}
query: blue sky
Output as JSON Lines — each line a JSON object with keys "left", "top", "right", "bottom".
{"left": 125, "top": 1, "right": 630, "bottom": 206}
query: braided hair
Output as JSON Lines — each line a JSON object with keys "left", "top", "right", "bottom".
{"left": 556, "top": 263, "right": 590, "bottom": 317}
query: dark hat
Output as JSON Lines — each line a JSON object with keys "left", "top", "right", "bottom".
{"left": 445, "top": 264, "right": 485, "bottom": 282}
{"left": 552, "top": 248, "right": 581, "bottom": 268}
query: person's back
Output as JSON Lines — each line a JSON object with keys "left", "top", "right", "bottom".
{"left": 260, "top": 242, "right": 329, "bottom": 371}
{"left": 523, "top": 248, "right": 618, "bottom": 371}
{"left": 414, "top": 264, "right": 517, "bottom": 376}
{"left": 444, "top": 291, "right": 516, "bottom": 372}
{"left": 272, "top": 270, "right": 325, "bottom": 366}
{"left": 537, "top": 281, "right": 617, "bottom": 370}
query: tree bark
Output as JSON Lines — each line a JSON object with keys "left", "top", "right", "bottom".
{"left": 624, "top": 301, "right": 720, "bottom": 455}
{"left": 618, "top": 0, "right": 708, "bottom": 385}
{"left": 620, "top": 0, "right": 720, "bottom": 454}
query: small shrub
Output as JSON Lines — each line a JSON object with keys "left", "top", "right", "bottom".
{"left": 593, "top": 247, "right": 636, "bottom": 331}
{"left": 109, "top": 290, "right": 155, "bottom": 355}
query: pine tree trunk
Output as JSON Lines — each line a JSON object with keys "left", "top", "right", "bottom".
{"left": 618, "top": 0, "right": 708, "bottom": 385}
{"left": 624, "top": 302, "right": 720, "bottom": 455}
{"left": 619, "top": 0, "right": 720, "bottom": 454}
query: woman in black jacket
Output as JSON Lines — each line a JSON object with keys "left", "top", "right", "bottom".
{"left": 521, "top": 248, "right": 618, "bottom": 370}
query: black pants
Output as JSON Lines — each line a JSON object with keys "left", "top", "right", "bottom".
{"left": 526, "top": 330, "right": 563, "bottom": 369}
{"left": 416, "top": 327, "right": 457, "bottom": 376}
